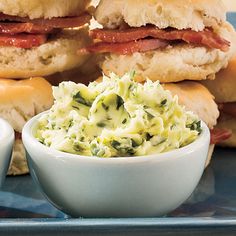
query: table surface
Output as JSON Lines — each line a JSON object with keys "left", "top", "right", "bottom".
{"left": 0, "top": 147, "right": 236, "bottom": 236}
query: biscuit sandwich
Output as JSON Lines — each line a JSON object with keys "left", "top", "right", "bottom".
{"left": 202, "top": 55, "right": 236, "bottom": 147}
{"left": 82, "top": 0, "right": 236, "bottom": 83}
{"left": 0, "top": 77, "right": 53, "bottom": 175}
{"left": 163, "top": 81, "right": 230, "bottom": 166}
{"left": 0, "top": 0, "right": 92, "bottom": 78}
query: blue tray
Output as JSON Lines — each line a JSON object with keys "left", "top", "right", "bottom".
{"left": 1, "top": 148, "right": 236, "bottom": 235}
{"left": 0, "top": 13, "right": 236, "bottom": 236}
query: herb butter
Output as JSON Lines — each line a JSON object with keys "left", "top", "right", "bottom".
{"left": 35, "top": 72, "right": 201, "bottom": 157}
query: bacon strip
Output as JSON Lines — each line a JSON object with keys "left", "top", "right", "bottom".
{"left": 210, "top": 129, "right": 232, "bottom": 144}
{"left": 219, "top": 102, "right": 236, "bottom": 119}
{"left": 90, "top": 26, "right": 230, "bottom": 52}
{"left": 0, "top": 22, "right": 55, "bottom": 34}
{"left": 0, "top": 13, "right": 91, "bottom": 48}
{"left": 0, "top": 13, "right": 91, "bottom": 29}
{"left": 15, "top": 132, "right": 21, "bottom": 140}
{"left": 80, "top": 39, "right": 168, "bottom": 55}
{"left": 0, "top": 34, "right": 47, "bottom": 48}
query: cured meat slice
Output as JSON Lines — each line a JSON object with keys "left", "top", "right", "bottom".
{"left": 15, "top": 132, "right": 21, "bottom": 140}
{"left": 0, "top": 22, "right": 54, "bottom": 34}
{"left": 0, "top": 13, "right": 91, "bottom": 48}
{"left": 219, "top": 102, "right": 236, "bottom": 118}
{"left": 90, "top": 26, "right": 230, "bottom": 52}
{"left": 0, "top": 33, "right": 47, "bottom": 48}
{"left": 80, "top": 38, "right": 168, "bottom": 55}
{"left": 0, "top": 13, "right": 91, "bottom": 29}
{"left": 210, "top": 128, "right": 232, "bottom": 144}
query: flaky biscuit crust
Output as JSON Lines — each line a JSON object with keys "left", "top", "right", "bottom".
{"left": 95, "top": 0, "right": 226, "bottom": 31}
{"left": 0, "top": 0, "right": 91, "bottom": 19}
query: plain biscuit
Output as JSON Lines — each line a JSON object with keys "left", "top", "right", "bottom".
{"left": 0, "top": 77, "right": 53, "bottom": 132}
{"left": 95, "top": 0, "right": 226, "bottom": 31}
{"left": 0, "top": 0, "right": 91, "bottom": 19}
{"left": 0, "top": 77, "right": 54, "bottom": 175}
{"left": 202, "top": 55, "right": 236, "bottom": 103}
{"left": 164, "top": 81, "right": 219, "bottom": 129}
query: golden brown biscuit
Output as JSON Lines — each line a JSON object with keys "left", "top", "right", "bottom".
{"left": 164, "top": 81, "right": 219, "bottom": 129}
{"left": 95, "top": 0, "right": 226, "bottom": 31}
{"left": 0, "top": 77, "right": 54, "bottom": 175}
{"left": 0, "top": 0, "right": 91, "bottom": 19}
{"left": 0, "top": 77, "right": 53, "bottom": 132}
{"left": 202, "top": 55, "right": 236, "bottom": 103}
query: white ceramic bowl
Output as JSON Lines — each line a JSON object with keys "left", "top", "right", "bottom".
{"left": 0, "top": 118, "right": 14, "bottom": 187}
{"left": 22, "top": 112, "right": 210, "bottom": 217}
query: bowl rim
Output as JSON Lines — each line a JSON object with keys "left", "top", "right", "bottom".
{"left": 0, "top": 118, "right": 14, "bottom": 142}
{"left": 22, "top": 111, "right": 210, "bottom": 163}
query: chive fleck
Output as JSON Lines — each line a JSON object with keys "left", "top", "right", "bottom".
{"left": 102, "top": 103, "right": 109, "bottom": 111}
{"left": 145, "top": 110, "right": 155, "bottom": 119}
{"left": 122, "top": 118, "right": 127, "bottom": 124}
{"left": 111, "top": 140, "right": 121, "bottom": 149}
{"left": 131, "top": 139, "right": 139, "bottom": 148}
{"left": 146, "top": 133, "right": 153, "bottom": 141}
{"left": 187, "top": 120, "right": 202, "bottom": 133}
{"left": 80, "top": 137, "right": 85, "bottom": 142}
{"left": 72, "top": 105, "right": 80, "bottom": 110}
{"left": 97, "top": 122, "right": 106, "bottom": 128}
{"left": 130, "top": 71, "right": 136, "bottom": 78}
{"left": 160, "top": 99, "right": 167, "bottom": 107}
{"left": 116, "top": 95, "right": 124, "bottom": 110}
{"left": 74, "top": 143, "right": 84, "bottom": 152}
{"left": 73, "top": 91, "right": 92, "bottom": 107}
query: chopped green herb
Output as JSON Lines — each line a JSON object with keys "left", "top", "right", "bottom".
{"left": 145, "top": 110, "right": 155, "bottom": 119}
{"left": 116, "top": 95, "right": 124, "bottom": 110}
{"left": 111, "top": 140, "right": 121, "bottom": 149}
{"left": 97, "top": 122, "right": 106, "bottom": 128}
{"left": 131, "top": 139, "right": 139, "bottom": 148}
{"left": 91, "top": 144, "right": 105, "bottom": 156}
{"left": 73, "top": 91, "right": 92, "bottom": 107}
{"left": 122, "top": 118, "right": 127, "bottom": 124}
{"left": 146, "top": 133, "right": 153, "bottom": 141}
{"left": 187, "top": 120, "right": 202, "bottom": 133}
{"left": 80, "top": 137, "right": 85, "bottom": 142}
{"left": 130, "top": 71, "right": 136, "bottom": 78}
{"left": 126, "top": 148, "right": 135, "bottom": 156}
{"left": 73, "top": 143, "right": 84, "bottom": 152}
{"left": 157, "top": 138, "right": 167, "bottom": 146}
{"left": 68, "top": 120, "right": 73, "bottom": 128}
{"left": 111, "top": 140, "right": 135, "bottom": 156}
{"left": 72, "top": 105, "right": 80, "bottom": 110}
{"left": 102, "top": 102, "right": 109, "bottom": 111}
{"left": 161, "top": 99, "right": 167, "bottom": 107}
